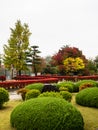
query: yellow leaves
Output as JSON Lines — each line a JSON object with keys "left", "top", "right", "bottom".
{"left": 63, "top": 57, "right": 85, "bottom": 73}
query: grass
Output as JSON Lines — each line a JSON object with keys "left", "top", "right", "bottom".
{"left": 0, "top": 94, "right": 98, "bottom": 130}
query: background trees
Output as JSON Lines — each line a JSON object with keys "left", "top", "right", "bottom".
{"left": 2, "top": 20, "right": 98, "bottom": 77}
{"left": 51, "top": 45, "right": 88, "bottom": 75}
{"left": 3, "top": 20, "right": 31, "bottom": 77}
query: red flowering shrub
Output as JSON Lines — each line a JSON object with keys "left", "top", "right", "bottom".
{"left": 0, "top": 76, "right": 6, "bottom": 81}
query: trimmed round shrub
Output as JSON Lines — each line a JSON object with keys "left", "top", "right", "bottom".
{"left": 10, "top": 97, "right": 84, "bottom": 130}
{"left": 76, "top": 87, "right": 98, "bottom": 108}
{"left": 59, "top": 87, "right": 68, "bottom": 91}
{"left": 0, "top": 87, "right": 9, "bottom": 109}
{"left": 25, "top": 89, "right": 40, "bottom": 100}
{"left": 56, "top": 81, "right": 75, "bottom": 92}
{"left": 60, "top": 91, "right": 72, "bottom": 102}
{"left": 75, "top": 80, "right": 98, "bottom": 91}
{"left": 25, "top": 83, "right": 44, "bottom": 92}
{"left": 38, "top": 91, "right": 63, "bottom": 99}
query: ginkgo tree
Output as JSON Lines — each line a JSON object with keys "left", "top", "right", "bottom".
{"left": 63, "top": 57, "right": 85, "bottom": 75}
{"left": 3, "top": 20, "right": 31, "bottom": 77}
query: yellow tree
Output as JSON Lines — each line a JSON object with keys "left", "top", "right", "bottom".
{"left": 63, "top": 57, "right": 85, "bottom": 75}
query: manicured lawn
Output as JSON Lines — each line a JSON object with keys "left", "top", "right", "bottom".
{"left": 0, "top": 94, "right": 98, "bottom": 130}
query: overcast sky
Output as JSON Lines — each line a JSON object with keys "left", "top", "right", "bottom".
{"left": 0, "top": 0, "right": 98, "bottom": 59}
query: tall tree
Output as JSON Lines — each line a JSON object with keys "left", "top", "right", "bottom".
{"left": 26, "top": 45, "right": 41, "bottom": 76}
{"left": 3, "top": 20, "right": 31, "bottom": 77}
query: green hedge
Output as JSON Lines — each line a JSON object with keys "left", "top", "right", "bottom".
{"left": 25, "top": 89, "right": 40, "bottom": 100}
{"left": 0, "top": 87, "right": 9, "bottom": 109}
{"left": 10, "top": 97, "right": 84, "bottom": 130}
{"left": 25, "top": 83, "right": 44, "bottom": 92}
{"left": 39, "top": 91, "right": 62, "bottom": 99}
{"left": 56, "top": 81, "right": 75, "bottom": 92}
{"left": 60, "top": 91, "right": 72, "bottom": 102}
{"left": 76, "top": 87, "right": 98, "bottom": 108}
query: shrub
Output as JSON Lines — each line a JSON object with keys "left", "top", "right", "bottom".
{"left": 10, "top": 97, "right": 84, "bottom": 130}
{"left": 60, "top": 91, "right": 72, "bottom": 102}
{"left": 25, "top": 89, "right": 40, "bottom": 100}
{"left": 38, "top": 91, "right": 62, "bottom": 99}
{"left": 17, "top": 88, "right": 29, "bottom": 100}
{"left": 79, "top": 83, "right": 95, "bottom": 91}
{"left": 75, "top": 80, "right": 98, "bottom": 91}
{"left": 41, "top": 84, "right": 59, "bottom": 93}
{"left": 0, "top": 87, "right": 9, "bottom": 109}
{"left": 76, "top": 87, "right": 98, "bottom": 108}
{"left": 25, "top": 83, "right": 44, "bottom": 92}
{"left": 59, "top": 87, "right": 68, "bottom": 91}
{"left": 56, "top": 81, "right": 75, "bottom": 92}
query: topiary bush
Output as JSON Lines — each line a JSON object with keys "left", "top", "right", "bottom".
{"left": 38, "top": 91, "right": 63, "bottom": 99}
{"left": 76, "top": 87, "right": 98, "bottom": 108}
{"left": 56, "top": 81, "right": 75, "bottom": 92}
{"left": 79, "top": 82, "right": 95, "bottom": 91}
{"left": 75, "top": 80, "right": 98, "bottom": 91}
{"left": 59, "top": 86, "right": 68, "bottom": 91}
{"left": 0, "top": 87, "right": 9, "bottom": 109}
{"left": 25, "top": 83, "right": 44, "bottom": 92}
{"left": 25, "top": 89, "right": 40, "bottom": 100}
{"left": 41, "top": 84, "right": 59, "bottom": 93}
{"left": 60, "top": 91, "right": 72, "bottom": 102}
{"left": 10, "top": 97, "right": 84, "bottom": 130}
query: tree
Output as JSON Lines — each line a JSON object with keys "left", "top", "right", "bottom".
{"left": 3, "top": 20, "right": 31, "bottom": 77}
{"left": 51, "top": 45, "right": 88, "bottom": 75}
{"left": 26, "top": 45, "right": 41, "bottom": 76}
{"left": 63, "top": 57, "right": 85, "bottom": 75}
{"left": 86, "top": 59, "right": 97, "bottom": 75}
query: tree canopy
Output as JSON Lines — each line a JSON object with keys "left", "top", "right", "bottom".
{"left": 3, "top": 20, "right": 31, "bottom": 76}
{"left": 51, "top": 45, "right": 88, "bottom": 75}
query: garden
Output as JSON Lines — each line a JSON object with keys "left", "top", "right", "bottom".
{"left": 0, "top": 20, "right": 98, "bottom": 130}
{"left": 0, "top": 79, "right": 98, "bottom": 130}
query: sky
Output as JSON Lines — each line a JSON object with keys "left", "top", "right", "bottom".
{"left": 0, "top": 0, "right": 98, "bottom": 59}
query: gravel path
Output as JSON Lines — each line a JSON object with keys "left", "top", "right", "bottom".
{"left": 9, "top": 90, "right": 21, "bottom": 100}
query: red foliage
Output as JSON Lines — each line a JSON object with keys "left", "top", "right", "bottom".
{"left": 1, "top": 75, "right": 98, "bottom": 90}
{"left": 0, "top": 76, "right": 6, "bottom": 81}
{"left": 51, "top": 46, "right": 87, "bottom": 66}
{"left": 0, "top": 78, "right": 58, "bottom": 89}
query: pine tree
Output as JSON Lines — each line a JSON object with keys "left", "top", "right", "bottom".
{"left": 26, "top": 45, "right": 41, "bottom": 76}
{"left": 3, "top": 20, "right": 31, "bottom": 77}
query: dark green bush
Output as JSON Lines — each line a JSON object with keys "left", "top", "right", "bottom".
{"left": 10, "top": 97, "right": 84, "bottom": 130}
{"left": 25, "top": 89, "right": 40, "bottom": 100}
{"left": 0, "top": 87, "right": 9, "bottom": 109}
{"left": 75, "top": 80, "right": 98, "bottom": 91}
{"left": 60, "top": 91, "right": 72, "bottom": 102}
{"left": 25, "top": 83, "right": 44, "bottom": 92}
{"left": 76, "top": 87, "right": 98, "bottom": 108}
{"left": 41, "top": 84, "right": 59, "bottom": 92}
{"left": 38, "top": 91, "right": 62, "bottom": 99}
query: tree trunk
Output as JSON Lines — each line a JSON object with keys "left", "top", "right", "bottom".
{"left": 18, "top": 70, "right": 21, "bottom": 76}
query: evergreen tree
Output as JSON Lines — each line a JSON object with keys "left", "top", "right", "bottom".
{"left": 26, "top": 45, "right": 41, "bottom": 76}
{"left": 3, "top": 20, "right": 31, "bottom": 77}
